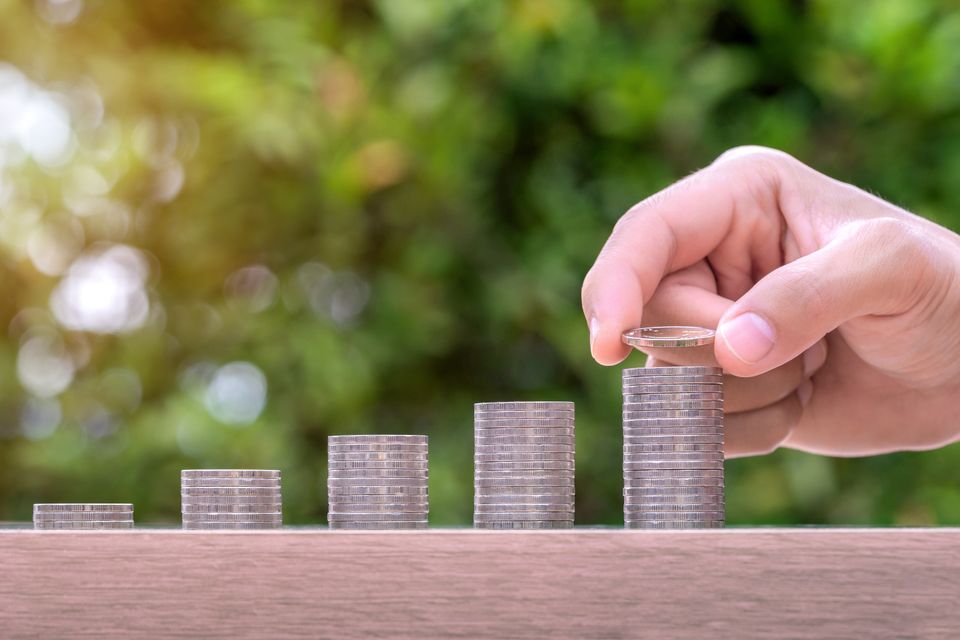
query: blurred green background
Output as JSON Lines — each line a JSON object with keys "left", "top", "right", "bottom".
{"left": 0, "top": 0, "right": 959, "bottom": 527}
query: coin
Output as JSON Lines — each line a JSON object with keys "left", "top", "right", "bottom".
{"left": 474, "top": 521, "right": 573, "bottom": 529}
{"left": 180, "top": 478, "right": 281, "bottom": 488}
{"left": 623, "top": 391, "right": 724, "bottom": 402}
{"left": 328, "top": 435, "right": 428, "bottom": 445}
{"left": 182, "top": 522, "right": 280, "bottom": 529}
{"left": 327, "top": 502, "right": 427, "bottom": 513}
{"left": 626, "top": 510, "right": 725, "bottom": 520}
{"left": 181, "top": 486, "right": 281, "bottom": 497}
{"left": 181, "top": 469, "right": 280, "bottom": 479}
{"left": 33, "top": 503, "right": 133, "bottom": 512}
{"left": 624, "top": 486, "right": 724, "bottom": 496}
{"left": 474, "top": 444, "right": 574, "bottom": 454}
{"left": 474, "top": 453, "right": 575, "bottom": 463}
{"left": 475, "top": 401, "right": 574, "bottom": 412}
{"left": 622, "top": 384, "right": 723, "bottom": 394}
{"left": 33, "top": 511, "right": 134, "bottom": 521}
{"left": 622, "top": 409, "right": 724, "bottom": 419}
{"left": 624, "top": 468, "right": 724, "bottom": 479}
{"left": 621, "top": 374, "right": 724, "bottom": 385}
{"left": 181, "top": 498, "right": 284, "bottom": 507}
{"left": 624, "top": 521, "right": 723, "bottom": 529}
{"left": 327, "top": 485, "right": 429, "bottom": 495}
{"left": 620, "top": 399, "right": 724, "bottom": 410}
{"left": 328, "top": 521, "right": 428, "bottom": 529}
{"left": 624, "top": 365, "right": 722, "bottom": 376}
{"left": 624, "top": 478, "right": 724, "bottom": 490}
{"left": 328, "top": 461, "right": 429, "bottom": 470}
{"left": 472, "top": 512, "right": 573, "bottom": 522}
{"left": 624, "top": 437, "right": 723, "bottom": 447}
{"left": 328, "top": 512, "right": 430, "bottom": 522}
{"left": 622, "top": 326, "right": 715, "bottom": 348}
{"left": 624, "top": 443, "right": 724, "bottom": 453}
{"left": 182, "top": 513, "right": 283, "bottom": 523}
{"left": 475, "top": 462, "right": 574, "bottom": 472}
{"left": 624, "top": 500, "right": 724, "bottom": 510}
{"left": 329, "top": 450, "right": 427, "bottom": 462}
{"left": 473, "top": 505, "right": 574, "bottom": 514}
{"left": 327, "top": 444, "right": 429, "bottom": 453}
{"left": 181, "top": 503, "right": 283, "bottom": 513}
{"left": 34, "top": 521, "right": 134, "bottom": 529}
{"left": 327, "top": 469, "right": 429, "bottom": 479}
{"left": 473, "top": 419, "right": 574, "bottom": 428}
{"left": 474, "top": 494, "right": 574, "bottom": 504}
{"left": 474, "top": 434, "right": 575, "bottom": 444}
{"left": 474, "top": 477, "right": 574, "bottom": 487}
{"left": 475, "top": 485, "right": 574, "bottom": 495}
{"left": 327, "top": 477, "right": 428, "bottom": 487}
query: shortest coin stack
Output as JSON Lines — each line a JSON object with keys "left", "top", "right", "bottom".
{"left": 33, "top": 504, "right": 134, "bottom": 530}
{"left": 181, "top": 469, "right": 282, "bottom": 530}
{"left": 327, "top": 435, "right": 429, "bottom": 530}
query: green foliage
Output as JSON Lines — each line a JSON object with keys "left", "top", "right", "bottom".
{"left": 0, "top": 0, "right": 958, "bottom": 526}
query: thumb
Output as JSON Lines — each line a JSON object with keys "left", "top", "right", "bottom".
{"left": 714, "top": 218, "right": 932, "bottom": 376}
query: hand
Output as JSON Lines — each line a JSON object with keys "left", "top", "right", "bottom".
{"left": 582, "top": 146, "right": 960, "bottom": 458}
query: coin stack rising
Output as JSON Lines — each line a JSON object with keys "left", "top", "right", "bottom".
{"left": 33, "top": 503, "right": 134, "bottom": 530}
{"left": 622, "top": 366, "right": 724, "bottom": 529}
{"left": 473, "top": 401, "right": 575, "bottom": 530}
{"left": 180, "top": 469, "right": 282, "bottom": 529}
{"left": 327, "top": 435, "right": 429, "bottom": 530}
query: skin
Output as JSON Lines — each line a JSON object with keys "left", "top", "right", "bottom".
{"left": 581, "top": 146, "right": 960, "bottom": 458}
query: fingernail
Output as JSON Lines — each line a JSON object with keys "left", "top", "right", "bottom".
{"left": 589, "top": 316, "right": 600, "bottom": 353}
{"left": 796, "top": 380, "right": 813, "bottom": 408}
{"left": 719, "top": 312, "right": 775, "bottom": 364}
{"left": 803, "top": 340, "right": 828, "bottom": 378}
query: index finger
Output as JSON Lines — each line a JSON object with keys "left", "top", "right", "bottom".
{"left": 581, "top": 151, "right": 787, "bottom": 365}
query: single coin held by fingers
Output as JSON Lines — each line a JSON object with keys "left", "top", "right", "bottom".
{"left": 622, "top": 326, "right": 716, "bottom": 349}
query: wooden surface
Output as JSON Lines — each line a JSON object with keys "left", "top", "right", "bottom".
{"left": 1, "top": 527, "right": 958, "bottom": 639}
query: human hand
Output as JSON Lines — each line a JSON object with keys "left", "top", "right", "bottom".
{"left": 582, "top": 146, "right": 960, "bottom": 458}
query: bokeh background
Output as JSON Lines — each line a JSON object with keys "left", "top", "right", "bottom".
{"left": 1, "top": 0, "right": 959, "bottom": 526}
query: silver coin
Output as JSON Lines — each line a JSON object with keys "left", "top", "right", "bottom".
{"left": 624, "top": 501, "right": 724, "bottom": 511}
{"left": 181, "top": 503, "right": 283, "bottom": 513}
{"left": 181, "top": 469, "right": 280, "bottom": 479}
{"left": 622, "top": 384, "right": 723, "bottom": 395}
{"left": 328, "top": 478, "right": 428, "bottom": 488}
{"left": 327, "top": 444, "right": 429, "bottom": 453}
{"left": 621, "top": 399, "right": 724, "bottom": 410}
{"left": 475, "top": 487, "right": 575, "bottom": 497}
{"left": 475, "top": 481, "right": 574, "bottom": 491}
{"left": 621, "top": 326, "right": 716, "bottom": 348}
{"left": 622, "top": 374, "right": 724, "bottom": 385}
{"left": 328, "top": 458, "right": 428, "bottom": 468}
{"left": 625, "top": 468, "right": 724, "bottom": 479}
{"left": 624, "top": 520, "right": 723, "bottom": 529}
{"left": 33, "top": 511, "right": 134, "bottom": 521}
{"left": 624, "top": 365, "right": 722, "bottom": 376}
{"left": 474, "top": 427, "right": 574, "bottom": 437}
{"left": 473, "top": 512, "right": 573, "bottom": 522}
{"left": 474, "top": 505, "right": 575, "bottom": 515}
{"left": 474, "top": 411, "right": 574, "bottom": 420}
{"left": 328, "top": 521, "right": 428, "bottom": 529}
{"left": 328, "top": 512, "right": 429, "bottom": 522}
{"left": 182, "top": 512, "right": 282, "bottom": 522}
{"left": 473, "top": 421, "right": 574, "bottom": 430}
{"left": 328, "top": 485, "right": 428, "bottom": 495}
{"left": 33, "top": 503, "right": 133, "bottom": 512}
{"left": 624, "top": 443, "right": 724, "bottom": 453}
{"left": 330, "top": 504, "right": 429, "bottom": 514}
{"left": 475, "top": 462, "right": 574, "bottom": 472}
{"left": 328, "top": 435, "right": 427, "bottom": 445}
{"left": 34, "top": 521, "right": 134, "bottom": 529}
{"left": 474, "top": 494, "right": 573, "bottom": 504}
{"left": 182, "top": 522, "right": 281, "bottom": 530}
{"left": 327, "top": 469, "right": 428, "bottom": 479}
{"left": 622, "top": 409, "right": 724, "bottom": 419}
{"left": 181, "top": 486, "right": 282, "bottom": 496}
{"left": 625, "top": 478, "right": 724, "bottom": 489}
{"left": 181, "top": 496, "right": 282, "bottom": 504}
{"left": 475, "top": 401, "right": 574, "bottom": 412}
{"left": 624, "top": 484, "right": 723, "bottom": 495}
{"left": 474, "top": 520, "right": 573, "bottom": 530}
{"left": 621, "top": 414, "right": 723, "bottom": 433}
{"left": 474, "top": 444, "right": 574, "bottom": 454}
{"left": 624, "top": 452, "right": 725, "bottom": 463}
{"left": 474, "top": 453, "right": 575, "bottom": 462}
{"left": 624, "top": 433, "right": 724, "bottom": 443}
{"left": 626, "top": 510, "right": 725, "bottom": 520}
{"left": 624, "top": 391, "right": 724, "bottom": 401}
{"left": 179, "top": 478, "right": 281, "bottom": 488}
{"left": 474, "top": 434, "right": 575, "bottom": 444}
{"left": 624, "top": 464, "right": 724, "bottom": 473}
{"left": 328, "top": 452, "right": 428, "bottom": 462}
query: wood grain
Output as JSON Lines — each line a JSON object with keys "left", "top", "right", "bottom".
{"left": 0, "top": 528, "right": 957, "bottom": 639}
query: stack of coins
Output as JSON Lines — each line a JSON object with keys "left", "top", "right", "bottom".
{"left": 33, "top": 504, "right": 134, "bottom": 530}
{"left": 327, "top": 435, "right": 429, "bottom": 530}
{"left": 622, "top": 366, "right": 724, "bottom": 529}
{"left": 180, "top": 469, "right": 282, "bottom": 530}
{"left": 474, "top": 401, "right": 575, "bottom": 530}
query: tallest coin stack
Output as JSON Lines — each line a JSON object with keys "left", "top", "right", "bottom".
{"left": 622, "top": 366, "right": 725, "bottom": 529}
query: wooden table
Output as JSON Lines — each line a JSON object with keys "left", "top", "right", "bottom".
{"left": 1, "top": 527, "right": 957, "bottom": 638}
